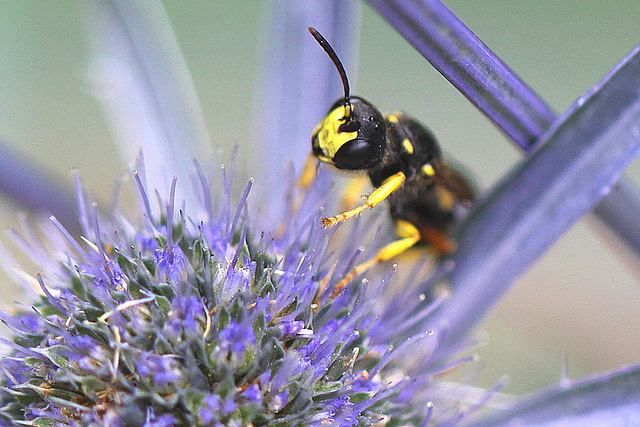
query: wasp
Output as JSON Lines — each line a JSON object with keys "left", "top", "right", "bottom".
{"left": 306, "top": 27, "right": 475, "bottom": 294}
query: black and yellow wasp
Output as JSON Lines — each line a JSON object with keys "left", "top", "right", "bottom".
{"left": 305, "top": 27, "right": 475, "bottom": 293}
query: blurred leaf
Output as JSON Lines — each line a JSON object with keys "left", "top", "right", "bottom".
{"left": 0, "top": 143, "right": 79, "bottom": 233}
{"left": 87, "top": 0, "right": 211, "bottom": 207}
{"left": 365, "top": 0, "right": 555, "bottom": 150}
{"left": 470, "top": 364, "right": 640, "bottom": 426}
{"left": 433, "top": 45, "right": 640, "bottom": 352}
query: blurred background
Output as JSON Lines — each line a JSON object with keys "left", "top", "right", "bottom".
{"left": 1, "top": 1, "right": 639, "bottom": 395}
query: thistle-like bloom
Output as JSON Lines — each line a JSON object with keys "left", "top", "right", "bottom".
{"left": 0, "top": 163, "right": 484, "bottom": 426}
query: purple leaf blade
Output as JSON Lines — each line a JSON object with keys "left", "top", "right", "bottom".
{"left": 470, "top": 364, "right": 640, "bottom": 426}
{"left": 255, "top": 1, "right": 359, "bottom": 172}
{"left": 366, "top": 0, "right": 640, "bottom": 264}
{"left": 252, "top": 1, "right": 359, "bottom": 221}
{"left": 433, "top": 45, "right": 640, "bottom": 352}
{"left": 0, "top": 144, "right": 79, "bottom": 234}
{"left": 365, "top": 0, "right": 555, "bottom": 151}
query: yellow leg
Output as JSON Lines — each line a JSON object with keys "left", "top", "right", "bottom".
{"left": 340, "top": 177, "right": 370, "bottom": 211}
{"left": 331, "top": 219, "right": 420, "bottom": 297}
{"left": 297, "top": 154, "right": 317, "bottom": 189}
{"left": 321, "top": 171, "right": 406, "bottom": 227}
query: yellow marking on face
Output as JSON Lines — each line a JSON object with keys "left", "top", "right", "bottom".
{"left": 421, "top": 163, "right": 436, "bottom": 176}
{"left": 387, "top": 114, "right": 399, "bottom": 124}
{"left": 317, "top": 154, "right": 333, "bottom": 164}
{"left": 402, "top": 138, "right": 414, "bottom": 154}
{"left": 312, "top": 105, "right": 358, "bottom": 161}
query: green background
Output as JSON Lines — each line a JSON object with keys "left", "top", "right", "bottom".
{"left": 1, "top": 1, "right": 639, "bottom": 395}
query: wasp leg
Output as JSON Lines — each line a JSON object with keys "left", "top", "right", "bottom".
{"left": 297, "top": 153, "right": 318, "bottom": 189}
{"left": 321, "top": 171, "right": 406, "bottom": 227}
{"left": 331, "top": 219, "right": 420, "bottom": 297}
{"left": 340, "top": 176, "right": 370, "bottom": 211}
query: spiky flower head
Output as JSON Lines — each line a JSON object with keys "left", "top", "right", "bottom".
{"left": 0, "top": 162, "right": 482, "bottom": 426}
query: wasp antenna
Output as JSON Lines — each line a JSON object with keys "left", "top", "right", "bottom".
{"left": 308, "top": 27, "right": 351, "bottom": 111}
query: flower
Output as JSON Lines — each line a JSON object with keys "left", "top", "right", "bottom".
{"left": 0, "top": 161, "right": 485, "bottom": 425}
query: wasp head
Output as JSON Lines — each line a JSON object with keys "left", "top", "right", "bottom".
{"left": 312, "top": 96, "right": 386, "bottom": 170}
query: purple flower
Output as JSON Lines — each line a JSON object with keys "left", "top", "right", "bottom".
{"left": 144, "top": 414, "right": 178, "bottom": 427}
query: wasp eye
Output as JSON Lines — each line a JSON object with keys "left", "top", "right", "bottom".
{"left": 333, "top": 138, "right": 377, "bottom": 169}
